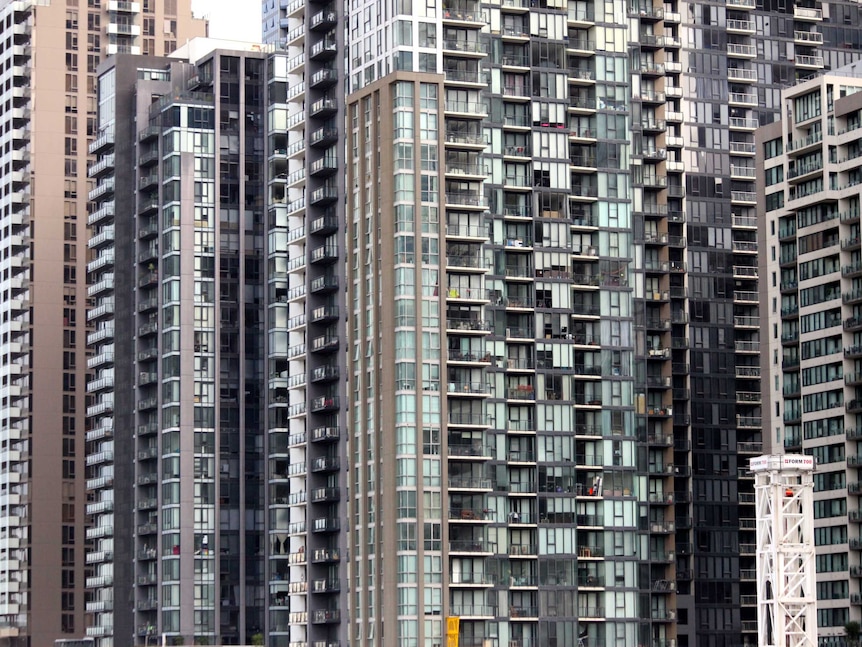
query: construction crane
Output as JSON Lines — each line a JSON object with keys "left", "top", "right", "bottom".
{"left": 751, "top": 454, "right": 817, "bottom": 647}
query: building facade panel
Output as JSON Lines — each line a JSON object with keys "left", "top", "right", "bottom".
{"left": 759, "top": 64, "right": 862, "bottom": 647}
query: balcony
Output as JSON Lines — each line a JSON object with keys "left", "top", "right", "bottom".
{"left": 727, "top": 43, "right": 756, "bottom": 59}
{"left": 310, "top": 97, "right": 338, "bottom": 118}
{"left": 310, "top": 37, "right": 337, "bottom": 60}
{"left": 509, "top": 605, "right": 539, "bottom": 618}
{"left": 310, "top": 245, "right": 338, "bottom": 264}
{"left": 726, "top": 18, "right": 754, "bottom": 32}
{"left": 311, "top": 426, "right": 340, "bottom": 443}
{"left": 635, "top": 172, "right": 667, "bottom": 190}
{"left": 727, "top": 68, "right": 758, "bottom": 85}
{"left": 446, "top": 100, "right": 488, "bottom": 117}
{"left": 637, "top": 90, "right": 665, "bottom": 104}
{"left": 307, "top": 68, "right": 337, "bottom": 92}
{"left": 648, "top": 493, "right": 675, "bottom": 505}
{"left": 311, "top": 396, "right": 339, "bottom": 413}
{"left": 637, "top": 62, "right": 665, "bottom": 76}
{"left": 437, "top": 605, "right": 495, "bottom": 624}
{"left": 448, "top": 318, "right": 490, "bottom": 333}
{"left": 784, "top": 434, "right": 801, "bottom": 450}
{"left": 445, "top": 287, "right": 490, "bottom": 302}
{"left": 447, "top": 162, "right": 487, "bottom": 178}
{"left": 443, "top": 5, "right": 485, "bottom": 23}
{"left": 795, "top": 54, "right": 824, "bottom": 68}
{"left": 311, "top": 274, "right": 339, "bottom": 294}
{"left": 310, "top": 8, "right": 337, "bottom": 30}
{"left": 729, "top": 91, "right": 757, "bottom": 106}
{"left": 732, "top": 265, "right": 758, "bottom": 279}
{"left": 89, "top": 178, "right": 116, "bottom": 202}
{"left": 449, "top": 507, "right": 493, "bottom": 521}
{"left": 310, "top": 487, "right": 340, "bottom": 504}
{"left": 450, "top": 382, "right": 492, "bottom": 397}
{"left": 446, "top": 192, "right": 487, "bottom": 208}
{"left": 448, "top": 476, "right": 493, "bottom": 490}
{"left": 506, "top": 385, "right": 536, "bottom": 400}
{"left": 628, "top": 3, "right": 663, "bottom": 19}
{"left": 729, "top": 117, "right": 759, "bottom": 131}
{"left": 448, "top": 254, "right": 489, "bottom": 271}
{"left": 737, "top": 441, "right": 763, "bottom": 454}
{"left": 310, "top": 185, "right": 338, "bottom": 205}
{"left": 450, "top": 539, "right": 493, "bottom": 554}
{"left": 446, "top": 68, "right": 484, "bottom": 85}
{"left": 793, "top": 6, "right": 822, "bottom": 20}
{"left": 311, "top": 609, "right": 341, "bottom": 624}
{"left": 794, "top": 30, "right": 823, "bottom": 45}
{"left": 310, "top": 126, "right": 338, "bottom": 147}
{"left": 89, "top": 130, "right": 115, "bottom": 155}
{"left": 311, "top": 334, "right": 339, "bottom": 353}
{"left": 639, "top": 119, "right": 666, "bottom": 133}
{"left": 730, "top": 165, "right": 756, "bottom": 179}
{"left": 445, "top": 37, "right": 484, "bottom": 54}
{"left": 845, "top": 262, "right": 862, "bottom": 278}
{"left": 649, "top": 521, "right": 676, "bottom": 534}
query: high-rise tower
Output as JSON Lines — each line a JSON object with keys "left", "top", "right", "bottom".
{"left": 759, "top": 63, "right": 862, "bottom": 646}
{"left": 260, "top": 0, "right": 862, "bottom": 644}
{"left": 86, "top": 41, "right": 283, "bottom": 645}
{"left": 267, "top": 0, "right": 647, "bottom": 644}
{"left": 0, "top": 1, "right": 203, "bottom": 645}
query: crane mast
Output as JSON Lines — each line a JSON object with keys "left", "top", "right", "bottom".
{"left": 751, "top": 455, "right": 817, "bottom": 647}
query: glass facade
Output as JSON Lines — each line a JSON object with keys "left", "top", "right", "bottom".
{"left": 86, "top": 50, "right": 270, "bottom": 645}
{"left": 79, "top": 0, "right": 862, "bottom": 645}
{"left": 342, "top": 0, "right": 645, "bottom": 641}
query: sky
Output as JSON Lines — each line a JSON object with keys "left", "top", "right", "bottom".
{"left": 192, "top": 0, "right": 263, "bottom": 43}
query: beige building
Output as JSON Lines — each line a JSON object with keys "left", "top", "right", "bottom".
{"left": 0, "top": 1, "right": 203, "bottom": 644}
{"left": 758, "top": 63, "right": 862, "bottom": 644}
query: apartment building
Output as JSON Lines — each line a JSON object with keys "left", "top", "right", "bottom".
{"left": 270, "top": 0, "right": 649, "bottom": 643}
{"left": 759, "top": 63, "right": 862, "bottom": 646}
{"left": 0, "top": 1, "right": 203, "bottom": 645}
{"left": 85, "top": 41, "right": 288, "bottom": 644}
{"left": 77, "top": 0, "right": 862, "bottom": 645}
{"left": 260, "top": 0, "right": 862, "bottom": 645}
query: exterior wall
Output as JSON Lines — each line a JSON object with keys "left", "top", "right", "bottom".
{"left": 262, "top": 1, "right": 349, "bottom": 644}
{"left": 86, "top": 53, "right": 178, "bottom": 646}
{"left": 759, "top": 65, "right": 862, "bottom": 646}
{"left": 261, "top": 0, "right": 862, "bottom": 646}
{"left": 87, "top": 45, "right": 275, "bottom": 645}
{"left": 0, "top": 1, "right": 203, "bottom": 645}
{"left": 342, "top": 29, "right": 644, "bottom": 647}
{"left": 673, "top": 2, "right": 862, "bottom": 644}
{"left": 77, "top": 1, "right": 862, "bottom": 646}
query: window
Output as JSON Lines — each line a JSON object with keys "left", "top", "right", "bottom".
{"left": 763, "top": 136, "right": 783, "bottom": 159}
{"left": 794, "top": 89, "right": 821, "bottom": 123}
{"left": 423, "top": 522, "right": 441, "bottom": 550}
{"left": 764, "top": 164, "right": 783, "bottom": 186}
{"left": 765, "top": 190, "right": 784, "bottom": 212}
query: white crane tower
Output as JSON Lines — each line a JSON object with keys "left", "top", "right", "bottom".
{"left": 751, "top": 454, "right": 817, "bottom": 647}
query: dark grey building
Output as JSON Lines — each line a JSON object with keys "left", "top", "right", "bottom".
{"left": 87, "top": 43, "right": 275, "bottom": 645}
